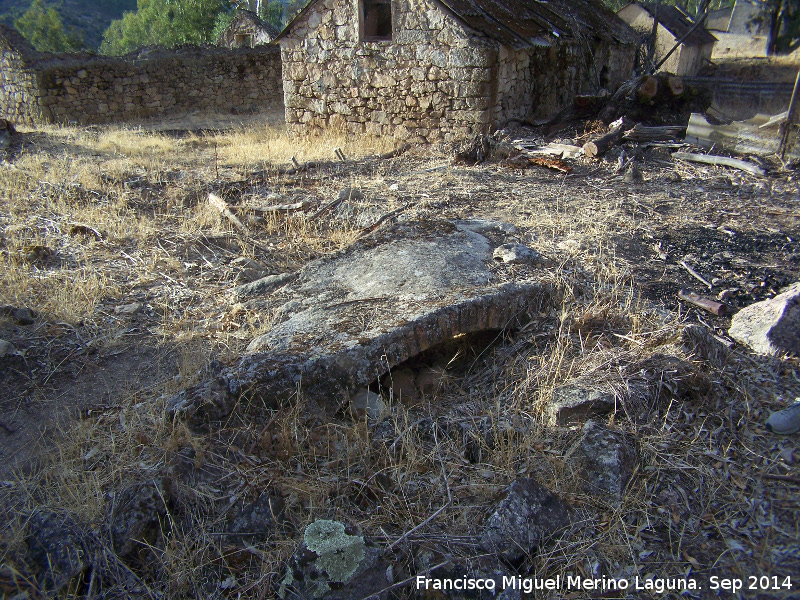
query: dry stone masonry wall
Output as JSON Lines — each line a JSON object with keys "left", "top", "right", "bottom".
{"left": 1, "top": 25, "right": 283, "bottom": 126}
{"left": 280, "top": 0, "right": 500, "bottom": 142}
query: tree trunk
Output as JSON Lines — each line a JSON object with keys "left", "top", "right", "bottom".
{"left": 766, "top": 0, "right": 783, "bottom": 56}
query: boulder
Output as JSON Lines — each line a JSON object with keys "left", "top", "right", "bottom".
{"left": 279, "top": 519, "right": 391, "bottom": 600}
{"left": 226, "top": 493, "right": 285, "bottom": 543}
{"left": 479, "top": 478, "right": 571, "bottom": 563}
{"left": 169, "top": 221, "right": 552, "bottom": 428}
{"left": 729, "top": 282, "right": 800, "bottom": 356}
{"left": 108, "top": 480, "right": 168, "bottom": 563}
{"left": 579, "top": 420, "right": 637, "bottom": 503}
{"left": 546, "top": 384, "right": 617, "bottom": 427}
{"left": 26, "top": 509, "right": 94, "bottom": 593}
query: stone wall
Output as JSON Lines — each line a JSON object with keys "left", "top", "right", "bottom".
{"left": 280, "top": 0, "right": 499, "bottom": 142}
{"left": 1, "top": 25, "right": 283, "bottom": 126}
{"left": 280, "top": 0, "right": 636, "bottom": 141}
{"left": 0, "top": 27, "right": 42, "bottom": 124}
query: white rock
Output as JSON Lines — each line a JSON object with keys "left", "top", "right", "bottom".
{"left": 729, "top": 282, "right": 800, "bottom": 356}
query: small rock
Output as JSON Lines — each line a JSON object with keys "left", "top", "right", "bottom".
{"left": 20, "top": 244, "right": 51, "bottom": 264}
{"left": 279, "top": 519, "right": 391, "bottom": 600}
{"left": 711, "top": 277, "right": 724, "bottom": 287}
{"left": 547, "top": 384, "right": 617, "bottom": 427}
{"left": 556, "top": 238, "right": 585, "bottom": 253}
{"left": 579, "top": 420, "right": 637, "bottom": 503}
{"left": 729, "top": 282, "right": 800, "bottom": 356}
{"left": 479, "top": 478, "right": 571, "bottom": 563}
{"left": 26, "top": 509, "right": 93, "bottom": 593}
{"left": 166, "top": 375, "right": 238, "bottom": 429}
{"left": 664, "top": 171, "right": 681, "bottom": 183}
{"left": 623, "top": 164, "right": 643, "bottom": 183}
{"left": 233, "top": 272, "right": 296, "bottom": 299}
{"left": 108, "top": 481, "right": 168, "bottom": 563}
{"left": 114, "top": 302, "right": 142, "bottom": 315}
{"left": 337, "top": 187, "right": 364, "bottom": 202}
{"left": 718, "top": 289, "right": 735, "bottom": 301}
{"left": 350, "top": 388, "right": 387, "bottom": 420}
{"left": 226, "top": 493, "right": 285, "bottom": 543}
{"left": 492, "top": 243, "right": 542, "bottom": 265}
{"left": 0, "top": 305, "right": 36, "bottom": 325}
{"left": 0, "top": 339, "right": 17, "bottom": 358}
{"left": 230, "top": 256, "right": 268, "bottom": 283}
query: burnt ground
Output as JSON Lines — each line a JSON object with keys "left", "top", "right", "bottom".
{"left": 1, "top": 123, "right": 799, "bottom": 599}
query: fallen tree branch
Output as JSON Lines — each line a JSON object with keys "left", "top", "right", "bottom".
{"left": 673, "top": 151, "right": 766, "bottom": 177}
{"left": 357, "top": 203, "right": 412, "bottom": 237}
{"left": 208, "top": 193, "right": 248, "bottom": 233}
{"left": 680, "top": 261, "right": 713, "bottom": 289}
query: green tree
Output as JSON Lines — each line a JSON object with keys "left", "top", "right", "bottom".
{"left": 266, "top": 1, "right": 284, "bottom": 29}
{"left": 751, "top": 0, "right": 800, "bottom": 54}
{"left": 100, "top": 0, "right": 234, "bottom": 55}
{"left": 14, "top": 0, "right": 83, "bottom": 52}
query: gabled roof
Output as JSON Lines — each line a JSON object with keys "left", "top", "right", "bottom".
{"left": 274, "top": 0, "right": 638, "bottom": 48}
{"left": 220, "top": 9, "right": 280, "bottom": 42}
{"left": 625, "top": 2, "right": 717, "bottom": 46}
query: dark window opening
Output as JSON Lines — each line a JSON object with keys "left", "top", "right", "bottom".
{"left": 361, "top": 0, "right": 392, "bottom": 41}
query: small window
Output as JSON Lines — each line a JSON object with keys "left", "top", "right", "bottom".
{"left": 234, "top": 33, "right": 253, "bottom": 47}
{"left": 361, "top": 0, "right": 392, "bottom": 41}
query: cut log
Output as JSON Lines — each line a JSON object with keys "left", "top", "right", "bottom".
{"left": 623, "top": 124, "right": 687, "bottom": 142}
{"left": 667, "top": 76, "right": 685, "bottom": 97}
{"left": 583, "top": 118, "right": 634, "bottom": 159}
{"left": 637, "top": 76, "right": 659, "bottom": 103}
{"left": 673, "top": 151, "right": 766, "bottom": 177}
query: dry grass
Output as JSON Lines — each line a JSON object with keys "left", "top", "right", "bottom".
{"left": 1, "top": 120, "right": 799, "bottom": 599}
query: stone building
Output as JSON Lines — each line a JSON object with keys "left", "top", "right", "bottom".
{"left": 275, "top": 0, "right": 638, "bottom": 142}
{"left": 217, "top": 9, "right": 280, "bottom": 48}
{"left": 617, "top": 2, "right": 717, "bottom": 76}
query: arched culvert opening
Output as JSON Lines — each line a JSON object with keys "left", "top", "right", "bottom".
{"left": 369, "top": 329, "right": 508, "bottom": 407}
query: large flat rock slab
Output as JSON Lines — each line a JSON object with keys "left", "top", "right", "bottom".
{"left": 169, "top": 220, "right": 553, "bottom": 426}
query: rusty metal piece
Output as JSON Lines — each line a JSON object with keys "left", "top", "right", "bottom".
{"left": 678, "top": 289, "right": 730, "bottom": 316}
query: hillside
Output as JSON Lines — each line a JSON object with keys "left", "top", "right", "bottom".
{"left": 0, "top": 0, "right": 136, "bottom": 50}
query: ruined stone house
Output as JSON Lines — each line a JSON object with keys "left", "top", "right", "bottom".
{"left": 217, "top": 9, "right": 280, "bottom": 48}
{"left": 617, "top": 2, "right": 717, "bottom": 76}
{"left": 275, "top": 0, "right": 638, "bottom": 142}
